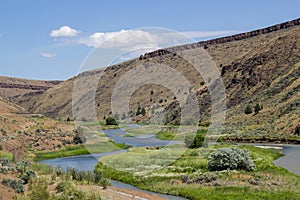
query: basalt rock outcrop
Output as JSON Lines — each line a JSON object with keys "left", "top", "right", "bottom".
{"left": 139, "top": 18, "right": 300, "bottom": 60}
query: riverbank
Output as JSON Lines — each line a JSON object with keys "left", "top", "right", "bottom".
{"left": 95, "top": 145, "right": 300, "bottom": 200}
{"left": 220, "top": 135, "right": 300, "bottom": 144}
{"left": 39, "top": 148, "right": 187, "bottom": 200}
{"left": 124, "top": 124, "right": 300, "bottom": 145}
{"left": 34, "top": 142, "right": 130, "bottom": 161}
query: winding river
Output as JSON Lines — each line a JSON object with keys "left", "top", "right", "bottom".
{"left": 41, "top": 125, "right": 186, "bottom": 200}
{"left": 41, "top": 125, "right": 300, "bottom": 200}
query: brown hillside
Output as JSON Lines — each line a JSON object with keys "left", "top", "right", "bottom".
{"left": 0, "top": 97, "right": 76, "bottom": 157}
{"left": 11, "top": 18, "right": 300, "bottom": 137}
{"left": 0, "top": 76, "right": 61, "bottom": 100}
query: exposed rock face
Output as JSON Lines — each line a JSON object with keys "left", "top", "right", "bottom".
{"left": 0, "top": 76, "right": 61, "bottom": 100}
{"left": 0, "top": 82, "right": 54, "bottom": 90}
{"left": 139, "top": 18, "right": 300, "bottom": 60}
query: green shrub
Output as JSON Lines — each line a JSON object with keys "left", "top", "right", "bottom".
{"left": 2, "top": 179, "right": 24, "bottom": 193}
{"left": 85, "top": 192, "right": 102, "bottom": 200}
{"left": 184, "top": 130, "right": 207, "bottom": 148}
{"left": 73, "top": 132, "right": 87, "bottom": 144}
{"left": 56, "top": 181, "right": 72, "bottom": 193}
{"left": 136, "top": 106, "right": 146, "bottom": 116}
{"left": 54, "top": 166, "right": 64, "bottom": 176}
{"left": 66, "top": 167, "right": 95, "bottom": 183}
{"left": 208, "top": 148, "right": 256, "bottom": 171}
{"left": 55, "top": 181, "right": 86, "bottom": 200}
{"left": 0, "top": 167, "right": 8, "bottom": 174}
{"left": 99, "top": 177, "right": 110, "bottom": 189}
{"left": 0, "top": 158, "right": 10, "bottom": 166}
{"left": 182, "top": 173, "right": 217, "bottom": 184}
{"left": 28, "top": 178, "right": 50, "bottom": 200}
{"left": 16, "top": 160, "right": 30, "bottom": 174}
{"left": 20, "top": 170, "right": 36, "bottom": 184}
{"left": 244, "top": 105, "right": 253, "bottom": 114}
{"left": 254, "top": 103, "right": 262, "bottom": 114}
{"left": 105, "top": 117, "right": 118, "bottom": 126}
{"left": 294, "top": 124, "right": 300, "bottom": 135}
{"left": 50, "top": 173, "right": 56, "bottom": 184}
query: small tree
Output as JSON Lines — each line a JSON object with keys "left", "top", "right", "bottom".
{"left": 20, "top": 170, "right": 36, "bottom": 184}
{"left": 244, "top": 105, "right": 253, "bottom": 114}
{"left": 2, "top": 179, "right": 24, "bottom": 193}
{"left": 73, "top": 127, "right": 86, "bottom": 144}
{"left": 295, "top": 124, "right": 300, "bottom": 136}
{"left": 184, "top": 130, "right": 207, "bottom": 148}
{"left": 141, "top": 107, "right": 146, "bottom": 116}
{"left": 136, "top": 106, "right": 142, "bottom": 116}
{"left": 254, "top": 103, "right": 262, "bottom": 114}
{"left": 105, "top": 117, "right": 118, "bottom": 126}
{"left": 184, "top": 134, "right": 194, "bottom": 148}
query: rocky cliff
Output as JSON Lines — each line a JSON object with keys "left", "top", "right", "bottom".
{"left": 140, "top": 18, "right": 300, "bottom": 60}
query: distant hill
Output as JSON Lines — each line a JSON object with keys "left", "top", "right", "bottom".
{"left": 10, "top": 18, "right": 300, "bottom": 137}
{"left": 0, "top": 76, "right": 61, "bottom": 100}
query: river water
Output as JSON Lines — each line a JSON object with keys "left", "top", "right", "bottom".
{"left": 273, "top": 144, "right": 300, "bottom": 175}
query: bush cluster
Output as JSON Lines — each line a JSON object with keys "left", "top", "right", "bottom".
{"left": 66, "top": 167, "right": 95, "bottom": 183}
{"left": 2, "top": 179, "right": 24, "bottom": 193}
{"left": 66, "top": 167, "right": 110, "bottom": 189}
{"left": 105, "top": 117, "right": 118, "bottom": 126}
{"left": 20, "top": 170, "right": 36, "bottom": 184}
{"left": 28, "top": 177, "right": 50, "bottom": 200}
{"left": 0, "top": 158, "right": 10, "bottom": 166}
{"left": 16, "top": 160, "right": 30, "bottom": 174}
{"left": 182, "top": 173, "right": 218, "bottom": 184}
{"left": 208, "top": 148, "right": 256, "bottom": 171}
{"left": 55, "top": 180, "right": 102, "bottom": 200}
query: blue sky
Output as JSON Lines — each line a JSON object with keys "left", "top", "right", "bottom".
{"left": 0, "top": 0, "right": 299, "bottom": 80}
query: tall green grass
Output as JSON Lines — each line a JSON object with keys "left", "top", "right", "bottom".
{"left": 0, "top": 151, "right": 13, "bottom": 160}
{"left": 35, "top": 142, "right": 130, "bottom": 161}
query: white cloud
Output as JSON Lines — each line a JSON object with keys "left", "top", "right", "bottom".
{"left": 50, "top": 26, "right": 79, "bottom": 37}
{"left": 78, "top": 29, "right": 238, "bottom": 51}
{"left": 41, "top": 52, "right": 56, "bottom": 58}
{"left": 79, "top": 29, "right": 160, "bottom": 51}
{"left": 48, "top": 28, "right": 238, "bottom": 53}
{"left": 183, "top": 30, "right": 238, "bottom": 38}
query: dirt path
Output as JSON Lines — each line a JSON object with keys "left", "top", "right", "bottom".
{"left": 78, "top": 185, "right": 167, "bottom": 200}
